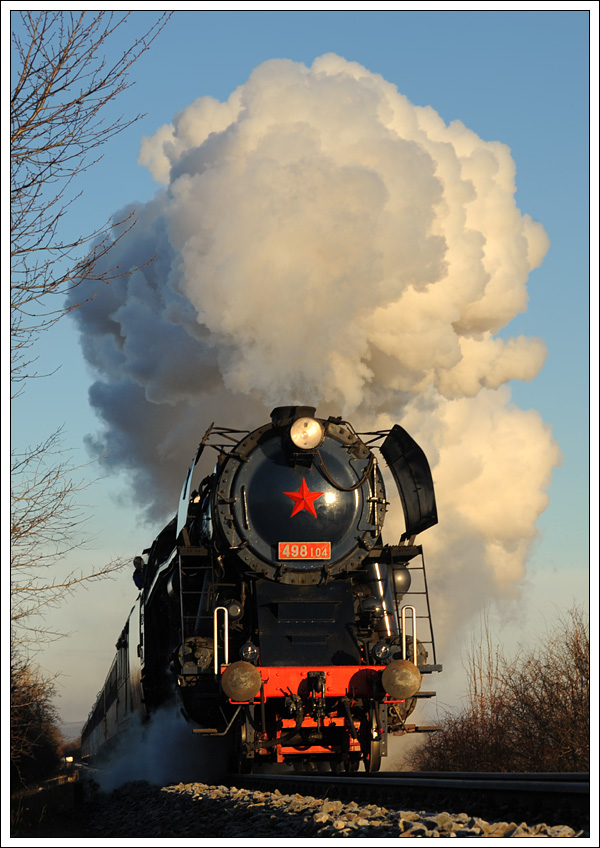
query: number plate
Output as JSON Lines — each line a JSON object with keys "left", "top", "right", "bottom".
{"left": 278, "top": 542, "right": 331, "bottom": 560}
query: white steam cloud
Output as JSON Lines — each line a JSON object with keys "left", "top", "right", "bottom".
{"left": 93, "top": 706, "right": 231, "bottom": 791}
{"left": 71, "top": 54, "right": 561, "bottom": 646}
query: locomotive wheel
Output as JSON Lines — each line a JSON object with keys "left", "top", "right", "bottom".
{"left": 230, "top": 713, "right": 254, "bottom": 774}
{"left": 364, "top": 739, "right": 382, "bottom": 773}
{"left": 361, "top": 705, "right": 382, "bottom": 774}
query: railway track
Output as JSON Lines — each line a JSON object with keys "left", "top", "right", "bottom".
{"left": 232, "top": 770, "right": 590, "bottom": 829}
{"left": 13, "top": 768, "right": 589, "bottom": 837}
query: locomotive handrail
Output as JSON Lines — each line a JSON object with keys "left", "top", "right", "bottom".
{"left": 401, "top": 605, "right": 418, "bottom": 665}
{"left": 200, "top": 425, "right": 251, "bottom": 452}
{"left": 213, "top": 606, "right": 229, "bottom": 674}
{"left": 315, "top": 449, "right": 375, "bottom": 492}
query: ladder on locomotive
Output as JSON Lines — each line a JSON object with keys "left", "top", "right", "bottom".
{"left": 392, "top": 544, "right": 441, "bottom": 673}
{"left": 174, "top": 427, "right": 252, "bottom": 641}
{"left": 177, "top": 546, "right": 235, "bottom": 642}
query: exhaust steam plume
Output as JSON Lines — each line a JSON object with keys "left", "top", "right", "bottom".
{"left": 69, "top": 54, "right": 561, "bottom": 646}
{"left": 92, "top": 706, "right": 231, "bottom": 791}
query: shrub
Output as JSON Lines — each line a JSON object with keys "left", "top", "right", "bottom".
{"left": 411, "top": 607, "right": 589, "bottom": 772}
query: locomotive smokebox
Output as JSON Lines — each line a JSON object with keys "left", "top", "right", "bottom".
{"left": 220, "top": 661, "right": 262, "bottom": 702}
{"left": 381, "top": 659, "right": 422, "bottom": 700}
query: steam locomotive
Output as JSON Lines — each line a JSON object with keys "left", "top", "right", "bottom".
{"left": 81, "top": 406, "right": 441, "bottom": 774}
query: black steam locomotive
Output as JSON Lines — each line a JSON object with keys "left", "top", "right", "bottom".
{"left": 81, "top": 406, "right": 441, "bottom": 773}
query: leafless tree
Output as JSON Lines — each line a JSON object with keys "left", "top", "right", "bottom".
{"left": 10, "top": 11, "right": 170, "bottom": 636}
{"left": 11, "top": 10, "right": 170, "bottom": 387}
{"left": 10, "top": 653, "right": 63, "bottom": 790}
{"left": 10, "top": 9, "right": 173, "bottom": 791}
{"left": 10, "top": 429, "right": 125, "bottom": 641}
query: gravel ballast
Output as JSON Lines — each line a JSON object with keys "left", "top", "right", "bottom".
{"left": 76, "top": 780, "right": 586, "bottom": 838}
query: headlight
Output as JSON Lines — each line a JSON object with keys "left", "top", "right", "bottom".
{"left": 372, "top": 641, "right": 391, "bottom": 662}
{"left": 240, "top": 641, "right": 259, "bottom": 663}
{"left": 290, "top": 417, "right": 324, "bottom": 450}
{"left": 225, "top": 599, "right": 243, "bottom": 621}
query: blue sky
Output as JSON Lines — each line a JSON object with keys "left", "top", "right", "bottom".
{"left": 8, "top": 7, "right": 593, "bottom": 727}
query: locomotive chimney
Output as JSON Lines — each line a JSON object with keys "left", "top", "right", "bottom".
{"left": 271, "top": 405, "right": 316, "bottom": 423}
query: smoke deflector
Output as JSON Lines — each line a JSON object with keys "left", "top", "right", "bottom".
{"left": 381, "top": 425, "right": 438, "bottom": 541}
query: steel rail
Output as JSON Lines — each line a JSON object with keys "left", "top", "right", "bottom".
{"left": 230, "top": 769, "right": 590, "bottom": 831}
{"left": 233, "top": 770, "right": 589, "bottom": 795}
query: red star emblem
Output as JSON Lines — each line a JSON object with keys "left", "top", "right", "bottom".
{"left": 283, "top": 478, "right": 324, "bottom": 517}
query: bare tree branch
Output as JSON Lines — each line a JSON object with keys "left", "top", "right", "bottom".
{"left": 9, "top": 12, "right": 172, "bottom": 792}
{"left": 10, "top": 10, "right": 170, "bottom": 385}
{"left": 10, "top": 429, "right": 129, "bottom": 638}
{"left": 10, "top": 11, "right": 171, "bottom": 642}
